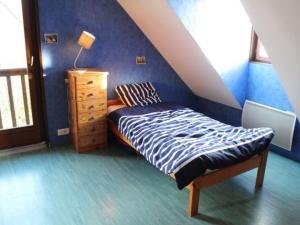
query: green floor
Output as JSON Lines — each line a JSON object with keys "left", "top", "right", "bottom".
{"left": 0, "top": 143, "right": 300, "bottom": 225}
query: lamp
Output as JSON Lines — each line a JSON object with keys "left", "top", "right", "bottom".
{"left": 73, "top": 31, "right": 96, "bottom": 68}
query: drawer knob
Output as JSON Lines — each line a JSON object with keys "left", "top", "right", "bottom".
{"left": 91, "top": 126, "right": 96, "bottom": 132}
{"left": 87, "top": 93, "right": 94, "bottom": 97}
{"left": 88, "top": 117, "right": 95, "bottom": 121}
{"left": 87, "top": 80, "right": 94, "bottom": 85}
{"left": 88, "top": 105, "right": 95, "bottom": 110}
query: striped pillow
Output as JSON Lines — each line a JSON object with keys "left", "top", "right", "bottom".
{"left": 115, "top": 82, "right": 162, "bottom": 107}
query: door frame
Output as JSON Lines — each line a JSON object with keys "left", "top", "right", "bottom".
{"left": 0, "top": 0, "right": 48, "bottom": 148}
{"left": 27, "top": 0, "right": 48, "bottom": 144}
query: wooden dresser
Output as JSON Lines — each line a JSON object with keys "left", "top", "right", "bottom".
{"left": 68, "top": 69, "right": 108, "bottom": 152}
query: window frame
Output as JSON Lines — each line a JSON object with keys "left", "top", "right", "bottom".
{"left": 250, "top": 30, "right": 271, "bottom": 63}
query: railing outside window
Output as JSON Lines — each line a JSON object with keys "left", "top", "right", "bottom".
{"left": 0, "top": 68, "right": 33, "bottom": 130}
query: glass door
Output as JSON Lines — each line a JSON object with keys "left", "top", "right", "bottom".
{"left": 0, "top": 0, "right": 46, "bottom": 149}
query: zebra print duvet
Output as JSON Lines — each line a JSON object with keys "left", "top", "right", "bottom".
{"left": 112, "top": 104, "right": 274, "bottom": 189}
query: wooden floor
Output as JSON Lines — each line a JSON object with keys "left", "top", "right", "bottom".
{"left": 0, "top": 143, "right": 300, "bottom": 225}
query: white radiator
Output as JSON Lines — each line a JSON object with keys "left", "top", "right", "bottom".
{"left": 242, "top": 100, "right": 297, "bottom": 151}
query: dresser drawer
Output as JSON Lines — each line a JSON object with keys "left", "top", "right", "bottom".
{"left": 76, "top": 74, "right": 105, "bottom": 89}
{"left": 77, "top": 99, "right": 107, "bottom": 113}
{"left": 77, "top": 111, "right": 106, "bottom": 124}
{"left": 78, "top": 121, "right": 107, "bottom": 135}
{"left": 78, "top": 133, "right": 107, "bottom": 148}
{"left": 76, "top": 88, "right": 106, "bottom": 101}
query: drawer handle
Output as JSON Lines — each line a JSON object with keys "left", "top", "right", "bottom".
{"left": 87, "top": 93, "right": 94, "bottom": 97}
{"left": 88, "top": 117, "right": 95, "bottom": 121}
{"left": 91, "top": 126, "right": 96, "bottom": 132}
{"left": 88, "top": 105, "right": 95, "bottom": 110}
{"left": 87, "top": 80, "right": 94, "bottom": 85}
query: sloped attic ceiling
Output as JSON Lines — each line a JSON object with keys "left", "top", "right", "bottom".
{"left": 168, "top": 0, "right": 252, "bottom": 107}
{"left": 241, "top": 0, "right": 300, "bottom": 116}
{"left": 117, "top": 0, "right": 241, "bottom": 109}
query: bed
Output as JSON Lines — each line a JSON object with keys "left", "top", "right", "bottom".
{"left": 107, "top": 97, "right": 274, "bottom": 217}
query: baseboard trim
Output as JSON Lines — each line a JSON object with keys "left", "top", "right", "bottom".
{"left": 0, "top": 142, "right": 47, "bottom": 157}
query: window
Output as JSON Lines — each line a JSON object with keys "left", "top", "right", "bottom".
{"left": 250, "top": 31, "right": 270, "bottom": 63}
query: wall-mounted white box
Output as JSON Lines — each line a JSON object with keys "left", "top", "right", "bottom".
{"left": 242, "top": 100, "right": 297, "bottom": 151}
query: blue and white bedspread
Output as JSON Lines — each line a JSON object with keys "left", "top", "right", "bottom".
{"left": 109, "top": 103, "right": 274, "bottom": 189}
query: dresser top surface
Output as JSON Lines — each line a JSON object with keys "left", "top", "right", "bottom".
{"left": 68, "top": 68, "right": 109, "bottom": 75}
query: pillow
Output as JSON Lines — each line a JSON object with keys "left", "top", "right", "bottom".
{"left": 115, "top": 82, "right": 162, "bottom": 107}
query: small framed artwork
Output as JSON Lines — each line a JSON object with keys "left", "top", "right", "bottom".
{"left": 136, "top": 56, "right": 146, "bottom": 65}
{"left": 44, "top": 33, "right": 58, "bottom": 44}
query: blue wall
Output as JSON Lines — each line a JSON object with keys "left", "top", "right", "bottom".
{"left": 247, "top": 63, "right": 294, "bottom": 112}
{"left": 195, "top": 97, "right": 241, "bottom": 127}
{"left": 38, "top": 0, "right": 196, "bottom": 146}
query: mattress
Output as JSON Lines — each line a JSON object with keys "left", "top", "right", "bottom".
{"left": 108, "top": 102, "right": 274, "bottom": 189}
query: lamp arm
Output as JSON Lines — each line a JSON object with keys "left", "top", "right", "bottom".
{"left": 73, "top": 47, "right": 84, "bottom": 69}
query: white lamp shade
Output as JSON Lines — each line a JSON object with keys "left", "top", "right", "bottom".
{"left": 77, "top": 31, "right": 95, "bottom": 49}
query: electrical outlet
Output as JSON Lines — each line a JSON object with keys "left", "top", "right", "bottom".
{"left": 57, "top": 128, "right": 70, "bottom": 136}
{"left": 136, "top": 56, "right": 146, "bottom": 64}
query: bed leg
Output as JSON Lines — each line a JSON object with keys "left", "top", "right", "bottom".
{"left": 255, "top": 149, "right": 269, "bottom": 190}
{"left": 188, "top": 184, "right": 200, "bottom": 217}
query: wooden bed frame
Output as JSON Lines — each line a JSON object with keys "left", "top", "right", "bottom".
{"left": 107, "top": 99, "right": 269, "bottom": 217}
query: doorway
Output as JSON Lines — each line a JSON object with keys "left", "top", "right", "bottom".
{"left": 0, "top": 0, "right": 46, "bottom": 149}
